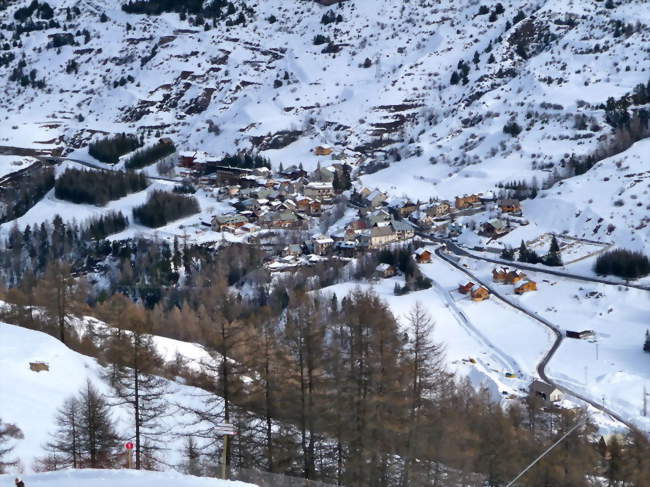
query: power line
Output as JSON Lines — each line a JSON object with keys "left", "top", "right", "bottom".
{"left": 505, "top": 419, "right": 585, "bottom": 487}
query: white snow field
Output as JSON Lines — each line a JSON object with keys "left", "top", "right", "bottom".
{"left": 458, "top": 255, "right": 650, "bottom": 431}
{"left": 0, "top": 322, "right": 224, "bottom": 473}
{"left": 0, "top": 469, "right": 254, "bottom": 487}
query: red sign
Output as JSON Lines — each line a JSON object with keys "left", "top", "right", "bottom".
{"left": 125, "top": 442, "right": 134, "bottom": 450}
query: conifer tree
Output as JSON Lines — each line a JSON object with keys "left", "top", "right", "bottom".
{"left": 0, "top": 419, "right": 23, "bottom": 473}
{"left": 107, "top": 303, "right": 168, "bottom": 470}
{"left": 644, "top": 330, "right": 650, "bottom": 353}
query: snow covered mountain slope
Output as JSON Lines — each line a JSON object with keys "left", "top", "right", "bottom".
{"left": 0, "top": 322, "right": 222, "bottom": 472}
{"left": 0, "top": 469, "right": 253, "bottom": 487}
{"left": 1, "top": 0, "right": 648, "bottom": 188}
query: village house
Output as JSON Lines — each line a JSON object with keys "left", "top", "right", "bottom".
{"left": 505, "top": 270, "right": 526, "bottom": 285}
{"left": 498, "top": 198, "right": 522, "bottom": 214}
{"left": 375, "top": 263, "right": 397, "bottom": 279}
{"left": 397, "top": 200, "right": 418, "bottom": 218}
{"left": 515, "top": 280, "right": 538, "bottom": 294}
{"left": 296, "top": 196, "right": 322, "bottom": 216}
{"left": 455, "top": 194, "right": 481, "bottom": 209}
{"left": 258, "top": 210, "right": 301, "bottom": 229}
{"left": 458, "top": 282, "right": 475, "bottom": 295}
{"left": 391, "top": 219, "right": 415, "bottom": 240}
{"left": 370, "top": 226, "right": 398, "bottom": 248}
{"left": 414, "top": 248, "right": 433, "bottom": 264}
{"left": 368, "top": 209, "right": 391, "bottom": 227}
{"left": 312, "top": 234, "right": 334, "bottom": 255}
{"left": 366, "top": 189, "right": 387, "bottom": 208}
{"left": 304, "top": 182, "right": 335, "bottom": 202}
{"left": 280, "top": 165, "right": 308, "bottom": 180}
{"left": 471, "top": 286, "right": 490, "bottom": 302}
{"left": 334, "top": 240, "right": 357, "bottom": 257}
{"left": 427, "top": 200, "right": 451, "bottom": 217}
{"left": 529, "top": 380, "right": 563, "bottom": 403}
{"left": 283, "top": 244, "right": 303, "bottom": 257}
{"left": 492, "top": 267, "right": 509, "bottom": 283}
{"left": 480, "top": 218, "right": 509, "bottom": 237}
{"left": 212, "top": 213, "right": 248, "bottom": 232}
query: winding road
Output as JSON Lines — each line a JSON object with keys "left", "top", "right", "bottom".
{"left": 440, "top": 238, "right": 650, "bottom": 292}
{"left": 433, "top": 245, "right": 637, "bottom": 431}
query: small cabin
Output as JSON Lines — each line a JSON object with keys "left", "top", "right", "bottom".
{"left": 375, "top": 263, "right": 397, "bottom": 279}
{"left": 505, "top": 270, "right": 526, "bottom": 285}
{"left": 29, "top": 362, "right": 49, "bottom": 373}
{"left": 471, "top": 286, "right": 490, "bottom": 302}
{"left": 492, "top": 267, "right": 509, "bottom": 283}
{"left": 566, "top": 330, "right": 595, "bottom": 340}
{"left": 414, "top": 248, "right": 432, "bottom": 264}
{"left": 458, "top": 282, "right": 474, "bottom": 295}
{"left": 515, "top": 280, "right": 537, "bottom": 294}
{"left": 529, "top": 380, "right": 563, "bottom": 403}
{"left": 314, "top": 145, "right": 333, "bottom": 156}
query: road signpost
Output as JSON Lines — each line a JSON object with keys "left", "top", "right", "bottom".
{"left": 125, "top": 441, "right": 134, "bottom": 469}
{"left": 215, "top": 423, "right": 237, "bottom": 480}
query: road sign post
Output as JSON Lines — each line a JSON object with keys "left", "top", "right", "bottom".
{"left": 125, "top": 442, "right": 134, "bottom": 469}
{"left": 215, "top": 423, "right": 237, "bottom": 480}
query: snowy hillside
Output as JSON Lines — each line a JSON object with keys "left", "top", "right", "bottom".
{"left": 0, "top": 469, "right": 254, "bottom": 487}
{"left": 1, "top": 0, "right": 648, "bottom": 185}
{"left": 0, "top": 322, "right": 223, "bottom": 471}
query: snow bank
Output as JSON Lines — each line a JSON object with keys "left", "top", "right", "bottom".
{"left": 0, "top": 469, "right": 254, "bottom": 487}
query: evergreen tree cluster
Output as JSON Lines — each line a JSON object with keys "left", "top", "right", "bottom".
{"left": 8, "top": 58, "right": 46, "bottom": 89}
{"left": 496, "top": 178, "right": 538, "bottom": 200}
{"left": 376, "top": 246, "right": 432, "bottom": 293}
{"left": 594, "top": 248, "right": 650, "bottom": 279}
{"left": 82, "top": 211, "right": 129, "bottom": 241}
{"left": 517, "top": 237, "right": 563, "bottom": 266}
{"left": 321, "top": 9, "right": 343, "bottom": 25}
{"left": 132, "top": 190, "right": 199, "bottom": 228}
{"left": 332, "top": 164, "right": 352, "bottom": 193}
{"left": 14, "top": 0, "right": 53, "bottom": 22}
{"left": 89, "top": 133, "right": 143, "bottom": 164}
{"left": 124, "top": 140, "right": 176, "bottom": 170}
{"left": 220, "top": 151, "right": 271, "bottom": 169}
{"left": 643, "top": 330, "right": 650, "bottom": 353}
{"left": 518, "top": 240, "right": 540, "bottom": 264}
{"left": 55, "top": 168, "right": 149, "bottom": 206}
{"left": 121, "top": 0, "right": 249, "bottom": 23}
{"left": 0, "top": 165, "right": 54, "bottom": 225}
{"left": 39, "top": 381, "right": 120, "bottom": 470}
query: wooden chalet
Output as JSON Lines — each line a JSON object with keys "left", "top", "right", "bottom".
{"left": 498, "top": 198, "right": 522, "bottom": 214}
{"left": 514, "top": 280, "right": 537, "bottom": 294}
{"left": 471, "top": 286, "right": 490, "bottom": 302}
{"left": 414, "top": 248, "right": 433, "bottom": 264}
{"left": 455, "top": 194, "right": 481, "bottom": 209}
{"left": 458, "top": 282, "right": 475, "bottom": 295}
{"left": 314, "top": 145, "right": 334, "bottom": 155}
